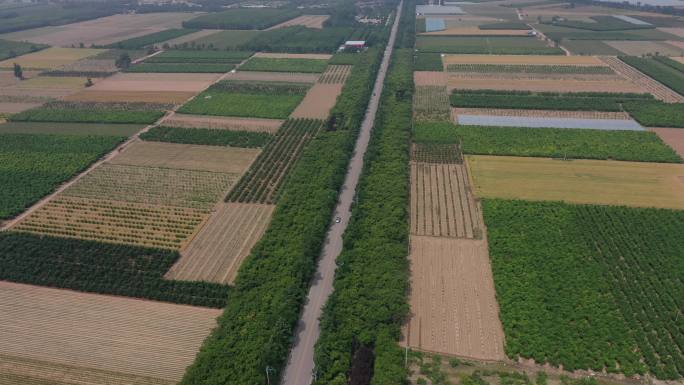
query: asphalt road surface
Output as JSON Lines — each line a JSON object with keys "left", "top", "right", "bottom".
{"left": 279, "top": 2, "right": 404, "bottom": 384}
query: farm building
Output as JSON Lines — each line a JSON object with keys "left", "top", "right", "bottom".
{"left": 342, "top": 40, "right": 366, "bottom": 51}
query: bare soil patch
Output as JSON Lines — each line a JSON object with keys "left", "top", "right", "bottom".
{"left": 453, "top": 107, "right": 632, "bottom": 120}
{"left": 266, "top": 15, "right": 330, "bottom": 30}
{"left": 411, "top": 162, "right": 483, "bottom": 239}
{"left": 604, "top": 40, "right": 684, "bottom": 56}
{"left": 224, "top": 71, "right": 319, "bottom": 83}
{"left": 0, "top": 71, "right": 39, "bottom": 87}
{"left": 448, "top": 77, "right": 642, "bottom": 93}
{"left": 162, "top": 114, "right": 284, "bottom": 133}
{"left": 600, "top": 56, "right": 684, "bottom": 102}
{"left": 167, "top": 203, "right": 275, "bottom": 284}
{"left": 443, "top": 54, "right": 607, "bottom": 66}
{"left": 402, "top": 235, "right": 506, "bottom": 361}
{"left": 110, "top": 140, "right": 261, "bottom": 174}
{"left": 651, "top": 127, "right": 684, "bottom": 158}
{"left": 659, "top": 27, "right": 684, "bottom": 38}
{"left": 253, "top": 52, "right": 332, "bottom": 60}
{"left": 89, "top": 72, "right": 220, "bottom": 92}
{"left": 0, "top": 281, "right": 219, "bottom": 382}
{"left": 0, "top": 102, "right": 41, "bottom": 114}
{"left": 63, "top": 90, "right": 194, "bottom": 105}
{"left": 290, "top": 83, "right": 343, "bottom": 119}
{"left": 414, "top": 71, "right": 448, "bottom": 86}
{"left": 422, "top": 27, "right": 531, "bottom": 36}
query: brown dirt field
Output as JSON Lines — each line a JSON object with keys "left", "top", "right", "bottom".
{"left": 0, "top": 48, "right": 104, "bottom": 70}
{"left": 63, "top": 90, "right": 195, "bottom": 104}
{"left": 110, "top": 140, "right": 261, "bottom": 174}
{"left": 318, "top": 65, "right": 352, "bottom": 84}
{"left": 167, "top": 203, "right": 275, "bottom": 284}
{"left": 453, "top": 107, "right": 632, "bottom": 120}
{"left": 0, "top": 281, "right": 219, "bottom": 382}
{"left": 88, "top": 72, "right": 221, "bottom": 92}
{"left": 414, "top": 71, "right": 448, "bottom": 86}
{"left": 161, "top": 29, "right": 222, "bottom": 46}
{"left": 266, "top": 15, "right": 330, "bottom": 30}
{"left": 422, "top": 27, "right": 531, "bottom": 36}
{"left": 162, "top": 114, "right": 284, "bottom": 133}
{"left": 411, "top": 162, "right": 483, "bottom": 239}
{"left": 604, "top": 40, "right": 684, "bottom": 56}
{"left": 290, "top": 83, "right": 343, "bottom": 119}
{"left": 658, "top": 28, "right": 684, "bottom": 38}
{"left": 467, "top": 155, "right": 684, "bottom": 210}
{"left": 651, "top": 127, "right": 684, "bottom": 158}
{"left": 401, "top": 235, "right": 506, "bottom": 361}
{"left": 0, "top": 13, "right": 196, "bottom": 47}
{"left": 0, "top": 87, "right": 77, "bottom": 100}
{"left": 13, "top": 196, "right": 208, "bottom": 249}
{"left": 448, "top": 77, "right": 642, "bottom": 93}
{"left": 14, "top": 76, "right": 95, "bottom": 90}
{"left": 224, "top": 71, "right": 320, "bottom": 83}
{"left": 448, "top": 72, "right": 624, "bottom": 81}
{"left": 675, "top": 57, "right": 684, "bottom": 65}
{"left": 665, "top": 40, "right": 684, "bottom": 50}
{"left": 0, "top": 102, "right": 41, "bottom": 113}
{"left": 600, "top": 56, "right": 684, "bottom": 103}
{"left": 253, "top": 52, "right": 332, "bottom": 60}
{"left": 443, "top": 54, "right": 607, "bottom": 66}
{"left": 0, "top": 71, "right": 39, "bottom": 87}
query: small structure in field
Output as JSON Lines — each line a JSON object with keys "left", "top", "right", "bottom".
{"left": 341, "top": 40, "right": 366, "bottom": 52}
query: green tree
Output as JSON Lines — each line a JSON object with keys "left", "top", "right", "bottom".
{"left": 13, "top": 63, "right": 23, "bottom": 80}
{"left": 115, "top": 52, "right": 131, "bottom": 69}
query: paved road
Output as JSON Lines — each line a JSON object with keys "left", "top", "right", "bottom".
{"left": 279, "top": 2, "right": 404, "bottom": 385}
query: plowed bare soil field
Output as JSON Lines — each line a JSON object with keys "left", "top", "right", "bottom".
{"left": 402, "top": 235, "right": 505, "bottom": 361}
{"left": 453, "top": 108, "right": 632, "bottom": 120}
{"left": 290, "top": 83, "right": 343, "bottom": 119}
{"left": 88, "top": 73, "right": 221, "bottom": 93}
{"left": 162, "top": 114, "right": 284, "bottom": 133}
{"left": 467, "top": 155, "right": 684, "bottom": 209}
{"left": 64, "top": 90, "right": 195, "bottom": 104}
{"left": 0, "top": 102, "right": 41, "bottom": 114}
{"left": 0, "top": 48, "right": 104, "bottom": 70}
{"left": 422, "top": 27, "right": 530, "bottom": 36}
{"left": 13, "top": 196, "right": 208, "bottom": 249}
{"left": 253, "top": 52, "right": 332, "bottom": 60}
{"left": 414, "top": 71, "right": 448, "bottom": 86}
{"left": 318, "top": 65, "right": 352, "bottom": 84}
{"left": 443, "top": 54, "right": 607, "bottom": 66}
{"left": 224, "top": 71, "right": 320, "bottom": 83}
{"left": 652, "top": 127, "right": 684, "bottom": 157}
{"left": 411, "top": 162, "right": 483, "bottom": 239}
{"left": 660, "top": 28, "right": 684, "bottom": 38}
{"left": 448, "top": 77, "right": 642, "bottom": 93}
{"left": 167, "top": 203, "right": 275, "bottom": 284}
{"left": 267, "top": 15, "right": 329, "bottom": 30}
{"left": 110, "top": 141, "right": 260, "bottom": 174}
{"left": 0, "top": 281, "right": 220, "bottom": 383}
{"left": 600, "top": 56, "right": 684, "bottom": 103}
{"left": 605, "top": 40, "right": 684, "bottom": 56}
{"left": 0, "top": 13, "right": 196, "bottom": 47}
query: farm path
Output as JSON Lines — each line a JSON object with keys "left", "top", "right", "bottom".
{"left": 280, "top": 2, "right": 403, "bottom": 384}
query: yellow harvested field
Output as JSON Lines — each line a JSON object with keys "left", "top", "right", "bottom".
{"left": 167, "top": 203, "right": 275, "bottom": 284}
{"left": 13, "top": 196, "right": 208, "bottom": 249}
{"left": 467, "top": 155, "right": 684, "bottom": 210}
{"left": 253, "top": 52, "right": 332, "bottom": 60}
{"left": 411, "top": 162, "right": 483, "bottom": 239}
{"left": 443, "top": 54, "right": 607, "bottom": 66}
{"left": 290, "top": 83, "right": 343, "bottom": 119}
{"left": 0, "top": 48, "right": 104, "bottom": 70}
{"left": 111, "top": 140, "right": 260, "bottom": 174}
{"left": 422, "top": 27, "right": 530, "bottom": 36}
{"left": 402, "top": 235, "right": 506, "bottom": 360}
{"left": 453, "top": 107, "right": 632, "bottom": 120}
{"left": 162, "top": 114, "right": 283, "bottom": 133}
{"left": 224, "top": 70, "right": 320, "bottom": 83}
{"left": 0, "top": 13, "right": 196, "bottom": 47}
{"left": 0, "top": 281, "right": 220, "bottom": 383}
{"left": 414, "top": 71, "right": 447, "bottom": 86}
{"left": 64, "top": 90, "right": 195, "bottom": 104}
{"left": 267, "top": 15, "right": 329, "bottom": 30}
{"left": 448, "top": 77, "right": 642, "bottom": 93}
{"left": 88, "top": 72, "right": 221, "bottom": 92}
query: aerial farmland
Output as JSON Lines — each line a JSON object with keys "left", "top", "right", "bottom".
{"left": 0, "top": 0, "right": 683, "bottom": 384}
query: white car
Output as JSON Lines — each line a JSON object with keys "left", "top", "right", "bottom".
{"left": 335, "top": 217, "right": 341, "bottom": 223}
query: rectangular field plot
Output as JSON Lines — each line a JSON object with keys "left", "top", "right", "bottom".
{"left": 467, "top": 155, "right": 684, "bottom": 209}
{"left": 416, "top": 36, "right": 564, "bottom": 55}
{"left": 291, "top": 83, "right": 344, "bottom": 119}
{"left": 483, "top": 199, "right": 684, "bottom": 378}
{"left": 605, "top": 40, "right": 684, "bottom": 56}
{"left": 318, "top": 65, "right": 352, "bottom": 84}
{"left": 239, "top": 57, "right": 329, "bottom": 73}
{"left": 414, "top": 71, "right": 448, "bottom": 86}
{"left": 443, "top": 54, "right": 608, "bottom": 66}
{"left": 162, "top": 114, "right": 283, "bottom": 133}
{"left": 13, "top": 196, "right": 207, "bottom": 249}
{"left": 601, "top": 56, "right": 684, "bottom": 103}
{"left": 414, "top": 86, "right": 451, "bottom": 122}
{"left": 0, "top": 122, "right": 143, "bottom": 136}
{"left": 448, "top": 77, "right": 642, "bottom": 93}
{"left": 0, "top": 281, "right": 220, "bottom": 383}
{"left": 653, "top": 127, "right": 684, "bottom": 157}
{"left": 267, "top": 15, "right": 329, "bottom": 30}
{"left": 402, "top": 236, "right": 505, "bottom": 360}
{"left": 411, "top": 162, "right": 483, "bottom": 239}
{"left": 64, "top": 164, "right": 238, "bottom": 210}
{"left": 167, "top": 203, "right": 275, "bottom": 284}
{"left": 88, "top": 72, "right": 221, "bottom": 93}
{"left": 64, "top": 90, "right": 195, "bottom": 105}
{"left": 0, "top": 48, "right": 103, "bottom": 70}
{"left": 110, "top": 141, "right": 260, "bottom": 174}
{"left": 222, "top": 71, "right": 320, "bottom": 83}
{"left": 456, "top": 114, "right": 644, "bottom": 130}
{"left": 452, "top": 108, "right": 632, "bottom": 120}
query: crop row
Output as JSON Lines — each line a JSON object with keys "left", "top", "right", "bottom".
{"left": 414, "top": 85, "right": 451, "bottom": 121}
{"left": 226, "top": 118, "right": 323, "bottom": 204}
{"left": 446, "top": 63, "right": 614, "bottom": 74}
{"left": 239, "top": 57, "right": 329, "bottom": 73}
{"left": 104, "top": 28, "right": 197, "bottom": 49}
{"left": 0, "top": 232, "right": 230, "bottom": 308}
{"left": 623, "top": 101, "right": 684, "bottom": 128}
{"left": 140, "top": 126, "right": 272, "bottom": 148}
{"left": 318, "top": 65, "right": 352, "bottom": 84}
{"left": 483, "top": 199, "right": 684, "bottom": 379}
{"left": 179, "top": 44, "right": 385, "bottom": 385}
{"left": 240, "top": 26, "right": 353, "bottom": 54}
{"left": 620, "top": 55, "right": 684, "bottom": 96}
{"left": 145, "top": 49, "right": 253, "bottom": 63}
{"left": 412, "top": 142, "right": 462, "bottom": 163}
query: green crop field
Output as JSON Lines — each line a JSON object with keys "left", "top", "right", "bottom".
{"left": 624, "top": 101, "right": 684, "bottom": 128}
{"left": 126, "top": 63, "right": 235, "bottom": 73}
{"left": 240, "top": 26, "right": 352, "bottom": 54}
{"left": 178, "top": 81, "right": 308, "bottom": 119}
{"left": 483, "top": 199, "right": 684, "bottom": 379}
{"left": 0, "top": 122, "right": 143, "bottom": 136}
{"left": 416, "top": 36, "right": 564, "bottom": 55}
{"left": 414, "top": 52, "right": 443, "bottom": 71}
{"left": 620, "top": 56, "right": 684, "bottom": 96}
{"left": 560, "top": 40, "right": 623, "bottom": 55}
{"left": 188, "top": 30, "right": 261, "bottom": 50}
{"left": 10, "top": 101, "right": 167, "bottom": 124}
{"left": 0, "top": 39, "right": 47, "bottom": 61}
{"left": 0, "top": 2, "right": 123, "bottom": 34}
{"left": 145, "top": 50, "right": 253, "bottom": 64}
{"left": 183, "top": 8, "right": 300, "bottom": 30}
{"left": 105, "top": 29, "right": 197, "bottom": 49}
{"left": 414, "top": 86, "right": 450, "bottom": 122}
{"left": 454, "top": 125, "right": 681, "bottom": 163}
{"left": 140, "top": 126, "right": 272, "bottom": 148}
{"left": 450, "top": 90, "right": 653, "bottom": 111}
{"left": 446, "top": 63, "right": 614, "bottom": 74}
{"left": 0, "top": 133, "right": 125, "bottom": 219}
{"left": 239, "top": 57, "right": 328, "bottom": 73}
